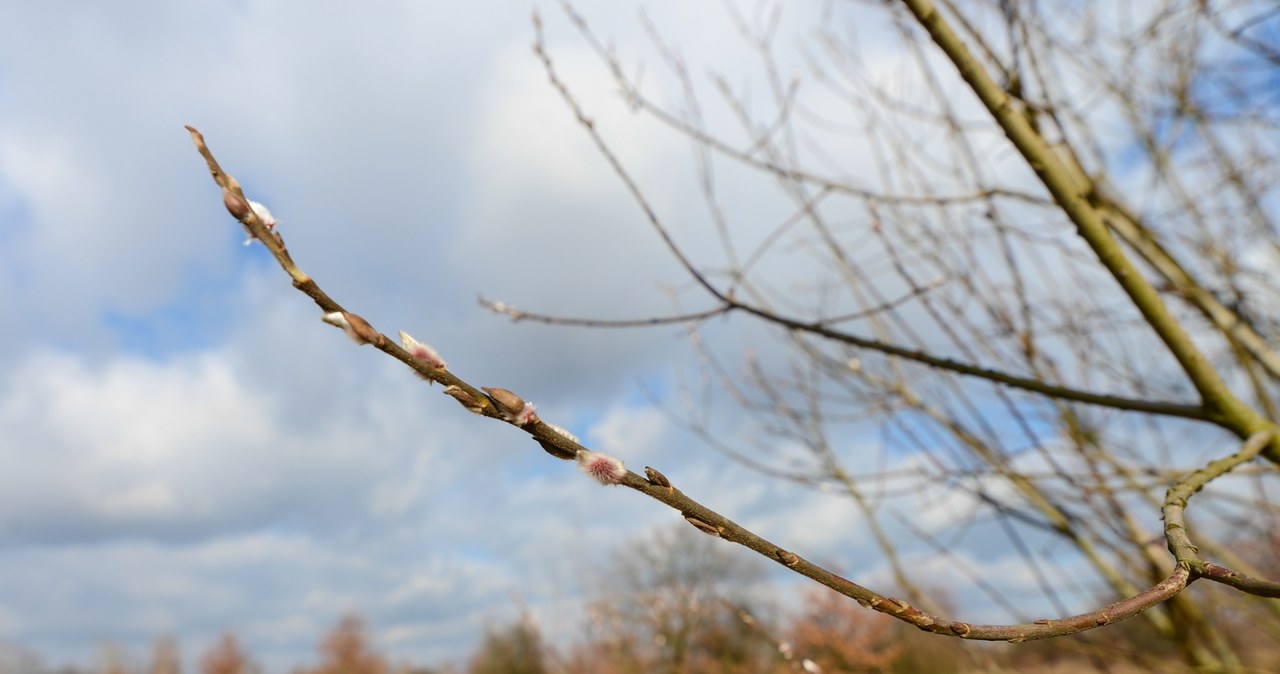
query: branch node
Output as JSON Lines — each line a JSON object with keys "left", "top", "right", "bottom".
{"left": 774, "top": 549, "right": 800, "bottom": 567}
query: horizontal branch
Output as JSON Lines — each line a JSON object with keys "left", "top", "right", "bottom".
{"left": 480, "top": 280, "right": 943, "bottom": 332}
{"left": 478, "top": 296, "right": 729, "bottom": 328}
{"left": 728, "top": 300, "right": 1217, "bottom": 422}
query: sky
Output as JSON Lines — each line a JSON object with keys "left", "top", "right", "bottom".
{"left": 0, "top": 1, "right": 1247, "bottom": 671}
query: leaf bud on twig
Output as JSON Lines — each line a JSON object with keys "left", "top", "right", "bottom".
{"left": 233, "top": 199, "right": 279, "bottom": 246}
{"left": 644, "top": 466, "right": 672, "bottom": 492}
{"left": 482, "top": 387, "right": 524, "bottom": 414}
{"left": 684, "top": 514, "right": 723, "bottom": 537}
{"left": 223, "top": 191, "right": 249, "bottom": 219}
{"left": 482, "top": 387, "right": 539, "bottom": 426}
{"left": 545, "top": 423, "right": 578, "bottom": 444}
{"left": 538, "top": 438, "right": 577, "bottom": 460}
{"left": 537, "top": 423, "right": 579, "bottom": 460}
{"left": 444, "top": 385, "right": 490, "bottom": 415}
{"left": 322, "top": 311, "right": 382, "bottom": 346}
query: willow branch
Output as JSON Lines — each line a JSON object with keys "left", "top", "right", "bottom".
{"left": 187, "top": 115, "right": 1205, "bottom": 643}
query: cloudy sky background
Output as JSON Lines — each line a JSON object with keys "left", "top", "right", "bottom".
{"left": 0, "top": 1, "right": 1176, "bottom": 670}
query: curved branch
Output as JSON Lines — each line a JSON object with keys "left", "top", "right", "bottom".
{"left": 1163, "top": 430, "right": 1280, "bottom": 598}
{"left": 189, "top": 122, "right": 1199, "bottom": 643}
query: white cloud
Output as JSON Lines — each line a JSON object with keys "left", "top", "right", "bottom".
{"left": 587, "top": 404, "right": 669, "bottom": 461}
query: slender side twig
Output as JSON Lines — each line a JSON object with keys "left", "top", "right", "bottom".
{"left": 557, "top": 0, "right": 1051, "bottom": 211}
{"left": 480, "top": 281, "right": 942, "bottom": 331}
{"left": 478, "top": 297, "right": 730, "bottom": 329}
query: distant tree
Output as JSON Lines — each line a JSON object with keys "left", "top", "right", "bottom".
{"left": 0, "top": 643, "right": 46, "bottom": 674}
{"left": 296, "top": 615, "right": 388, "bottom": 674}
{"left": 465, "top": 618, "right": 548, "bottom": 674}
{"left": 95, "top": 645, "right": 134, "bottom": 674}
{"left": 570, "top": 526, "right": 775, "bottom": 674}
{"left": 199, "top": 634, "right": 256, "bottom": 674}
{"left": 147, "top": 637, "right": 181, "bottom": 674}
{"left": 785, "top": 588, "right": 904, "bottom": 673}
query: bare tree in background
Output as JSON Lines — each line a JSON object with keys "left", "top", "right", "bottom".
{"left": 466, "top": 617, "right": 549, "bottom": 674}
{"left": 187, "top": 0, "right": 1280, "bottom": 672}
{"left": 570, "top": 526, "right": 774, "bottom": 674}
{"left": 147, "top": 637, "right": 181, "bottom": 674}
{"left": 199, "top": 635, "right": 256, "bottom": 674}
{"left": 296, "top": 615, "right": 389, "bottom": 674}
{"left": 506, "top": 0, "right": 1280, "bottom": 671}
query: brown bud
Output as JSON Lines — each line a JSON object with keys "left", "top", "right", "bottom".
{"left": 774, "top": 549, "right": 800, "bottom": 567}
{"left": 950, "top": 622, "right": 971, "bottom": 637}
{"left": 684, "top": 515, "right": 722, "bottom": 537}
{"left": 481, "top": 387, "right": 526, "bottom": 416}
{"left": 481, "top": 387, "right": 538, "bottom": 426}
{"left": 223, "top": 191, "right": 250, "bottom": 219}
{"left": 444, "top": 385, "right": 490, "bottom": 415}
{"left": 324, "top": 311, "right": 383, "bottom": 347}
{"left": 644, "top": 466, "right": 672, "bottom": 491}
{"left": 537, "top": 438, "right": 577, "bottom": 460}
{"left": 344, "top": 312, "right": 384, "bottom": 346}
